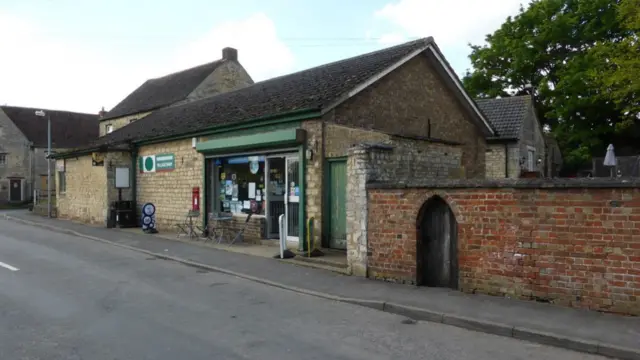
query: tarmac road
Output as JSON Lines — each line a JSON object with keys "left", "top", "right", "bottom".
{"left": 0, "top": 218, "right": 607, "bottom": 360}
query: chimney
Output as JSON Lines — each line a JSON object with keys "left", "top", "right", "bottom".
{"left": 222, "top": 47, "right": 238, "bottom": 62}
{"left": 98, "top": 106, "right": 107, "bottom": 119}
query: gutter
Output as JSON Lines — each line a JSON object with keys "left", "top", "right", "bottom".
{"left": 134, "top": 107, "right": 321, "bottom": 147}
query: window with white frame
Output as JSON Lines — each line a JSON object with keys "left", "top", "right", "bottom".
{"left": 527, "top": 148, "right": 536, "bottom": 171}
{"left": 0, "top": 153, "right": 6, "bottom": 166}
{"left": 106, "top": 124, "right": 114, "bottom": 134}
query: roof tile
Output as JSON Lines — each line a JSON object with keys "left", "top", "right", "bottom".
{"left": 476, "top": 95, "right": 531, "bottom": 139}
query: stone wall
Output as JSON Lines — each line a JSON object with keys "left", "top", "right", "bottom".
{"left": 56, "top": 155, "right": 107, "bottom": 224}
{"left": 485, "top": 143, "right": 520, "bottom": 179}
{"left": 137, "top": 138, "right": 203, "bottom": 231}
{"left": 518, "top": 104, "right": 546, "bottom": 173}
{"left": 346, "top": 141, "right": 462, "bottom": 276}
{"left": 185, "top": 60, "right": 254, "bottom": 102}
{"left": 0, "top": 108, "right": 31, "bottom": 202}
{"left": 99, "top": 112, "right": 152, "bottom": 137}
{"left": 366, "top": 179, "right": 640, "bottom": 315}
{"left": 302, "top": 121, "right": 324, "bottom": 248}
{"left": 331, "top": 55, "right": 487, "bottom": 178}
{"left": 106, "top": 152, "right": 133, "bottom": 204}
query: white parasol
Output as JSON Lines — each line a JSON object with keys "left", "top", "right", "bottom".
{"left": 603, "top": 144, "right": 617, "bottom": 177}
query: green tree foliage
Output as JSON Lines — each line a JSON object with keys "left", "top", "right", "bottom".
{"left": 463, "top": 0, "right": 639, "bottom": 171}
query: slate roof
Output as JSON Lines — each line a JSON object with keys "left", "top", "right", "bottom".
{"left": 0, "top": 106, "right": 99, "bottom": 148}
{"left": 475, "top": 95, "right": 532, "bottom": 139}
{"left": 86, "top": 37, "right": 492, "bottom": 150}
{"left": 101, "top": 59, "right": 226, "bottom": 121}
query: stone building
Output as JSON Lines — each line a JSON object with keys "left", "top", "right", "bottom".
{"left": 98, "top": 47, "right": 254, "bottom": 136}
{"left": 53, "top": 38, "right": 496, "bottom": 274}
{"left": 476, "top": 95, "right": 557, "bottom": 178}
{"left": 0, "top": 106, "right": 98, "bottom": 203}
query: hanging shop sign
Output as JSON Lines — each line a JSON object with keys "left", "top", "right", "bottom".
{"left": 140, "top": 153, "right": 175, "bottom": 173}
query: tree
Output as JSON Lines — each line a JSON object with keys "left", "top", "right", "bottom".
{"left": 463, "top": 0, "right": 639, "bottom": 172}
{"left": 588, "top": 0, "right": 640, "bottom": 132}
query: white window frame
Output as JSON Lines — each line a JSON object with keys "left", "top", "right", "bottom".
{"left": 106, "top": 124, "right": 114, "bottom": 134}
{"left": 527, "top": 146, "right": 536, "bottom": 171}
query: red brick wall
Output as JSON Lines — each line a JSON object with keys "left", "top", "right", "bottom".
{"left": 368, "top": 187, "right": 640, "bottom": 315}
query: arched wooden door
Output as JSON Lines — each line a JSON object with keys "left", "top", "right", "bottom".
{"left": 417, "top": 197, "right": 458, "bottom": 289}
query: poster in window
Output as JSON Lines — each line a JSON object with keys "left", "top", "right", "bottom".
{"left": 225, "top": 180, "right": 233, "bottom": 195}
{"left": 248, "top": 182, "right": 256, "bottom": 199}
{"left": 232, "top": 184, "right": 238, "bottom": 201}
{"left": 249, "top": 160, "right": 259, "bottom": 174}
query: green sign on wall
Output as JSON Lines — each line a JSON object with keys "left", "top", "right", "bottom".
{"left": 140, "top": 153, "right": 175, "bottom": 173}
{"left": 156, "top": 154, "right": 175, "bottom": 171}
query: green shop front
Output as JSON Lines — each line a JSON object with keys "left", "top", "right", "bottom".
{"left": 196, "top": 128, "right": 308, "bottom": 248}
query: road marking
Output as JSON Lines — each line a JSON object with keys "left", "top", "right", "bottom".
{"left": 0, "top": 261, "right": 19, "bottom": 271}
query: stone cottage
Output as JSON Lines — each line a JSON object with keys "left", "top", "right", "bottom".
{"left": 98, "top": 47, "right": 254, "bottom": 136}
{"left": 477, "top": 95, "right": 558, "bottom": 178}
{"left": 53, "top": 37, "right": 497, "bottom": 274}
{"left": 0, "top": 106, "right": 98, "bottom": 203}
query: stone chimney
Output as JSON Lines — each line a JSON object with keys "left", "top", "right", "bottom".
{"left": 222, "top": 47, "right": 238, "bottom": 62}
{"left": 98, "top": 106, "right": 107, "bottom": 119}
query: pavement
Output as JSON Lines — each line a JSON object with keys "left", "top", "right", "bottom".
{"left": 3, "top": 210, "right": 640, "bottom": 360}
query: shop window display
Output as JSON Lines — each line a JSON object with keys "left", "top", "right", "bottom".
{"left": 216, "top": 156, "right": 266, "bottom": 215}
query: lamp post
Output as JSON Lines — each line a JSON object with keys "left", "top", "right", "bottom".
{"left": 35, "top": 110, "right": 51, "bottom": 217}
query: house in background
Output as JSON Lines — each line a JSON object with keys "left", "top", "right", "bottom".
{"left": 0, "top": 106, "right": 98, "bottom": 203}
{"left": 477, "top": 95, "right": 555, "bottom": 178}
{"left": 99, "top": 47, "right": 254, "bottom": 137}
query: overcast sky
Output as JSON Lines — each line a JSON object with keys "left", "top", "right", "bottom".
{"left": 0, "top": 0, "right": 524, "bottom": 114}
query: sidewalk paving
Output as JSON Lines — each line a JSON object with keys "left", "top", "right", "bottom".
{"left": 3, "top": 210, "right": 640, "bottom": 360}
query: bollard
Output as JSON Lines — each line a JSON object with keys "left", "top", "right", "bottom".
{"left": 307, "top": 217, "right": 314, "bottom": 257}
{"left": 278, "top": 214, "right": 285, "bottom": 259}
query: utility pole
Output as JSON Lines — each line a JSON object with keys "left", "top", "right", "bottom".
{"left": 35, "top": 110, "right": 52, "bottom": 217}
{"left": 47, "top": 113, "right": 51, "bottom": 218}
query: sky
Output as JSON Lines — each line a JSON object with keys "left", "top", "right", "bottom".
{"left": 0, "top": 0, "right": 525, "bottom": 114}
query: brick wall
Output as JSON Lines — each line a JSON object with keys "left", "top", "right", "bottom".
{"left": 366, "top": 180, "right": 640, "bottom": 315}
{"left": 346, "top": 141, "right": 462, "bottom": 275}
{"left": 56, "top": 155, "right": 107, "bottom": 224}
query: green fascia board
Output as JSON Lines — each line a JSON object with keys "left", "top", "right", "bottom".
{"left": 136, "top": 108, "right": 320, "bottom": 147}
{"left": 196, "top": 128, "right": 306, "bottom": 154}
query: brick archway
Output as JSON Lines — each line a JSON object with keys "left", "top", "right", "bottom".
{"left": 416, "top": 195, "right": 459, "bottom": 288}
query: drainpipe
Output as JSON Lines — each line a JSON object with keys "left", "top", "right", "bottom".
{"left": 130, "top": 146, "right": 138, "bottom": 220}
{"left": 504, "top": 143, "right": 509, "bottom": 178}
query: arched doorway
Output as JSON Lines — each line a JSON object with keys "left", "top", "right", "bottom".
{"left": 416, "top": 196, "right": 458, "bottom": 289}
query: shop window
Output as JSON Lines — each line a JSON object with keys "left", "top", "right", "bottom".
{"left": 216, "top": 156, "right": 266, "bottom": 215}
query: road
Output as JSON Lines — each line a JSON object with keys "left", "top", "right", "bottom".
{"left": 0, "top": 217, "right": 606, "bottom": 360}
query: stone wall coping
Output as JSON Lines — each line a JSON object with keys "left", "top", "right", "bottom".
{"left": 367, "top": 178, "right": 640, "bottom": 189}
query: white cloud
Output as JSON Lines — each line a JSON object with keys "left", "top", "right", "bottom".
{"left": 371, "top": 0, "right": 523, "bottom": 73}
{"left": 170, "top": 13, "right": 295, "bottom": 82}
{"left": 0, "top": 12, "right": 293, "bottom": 113}
{"left": 374, "top": 0, "right": 523, "bottom": 46}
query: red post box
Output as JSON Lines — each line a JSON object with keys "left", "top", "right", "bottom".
{"left": 192, "top": 187, "right": 200, "bottom": 211}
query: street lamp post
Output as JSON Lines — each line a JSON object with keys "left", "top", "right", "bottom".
{"left": 35, "top": 110, "right": 51, "bottom": 218}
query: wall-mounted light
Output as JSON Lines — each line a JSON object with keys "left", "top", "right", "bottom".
{"left": 192, "top": 137, "right": 197, "bottom": 149}
{"left": 306, "top": 148, "right": 313, "bottom": 161}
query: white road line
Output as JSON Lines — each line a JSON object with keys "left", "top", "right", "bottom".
{"left": 0, "top": 261, "right": 19, "bottom": 271}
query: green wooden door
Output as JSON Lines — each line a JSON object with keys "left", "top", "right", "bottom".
{"left": 326, "top": 160, "right": 347, "bottom": 250}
